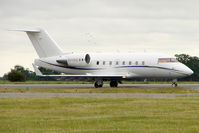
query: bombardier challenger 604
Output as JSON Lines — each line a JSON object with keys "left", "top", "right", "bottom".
{"left": 12, "top": 28, "right": 193, "bottom": 88}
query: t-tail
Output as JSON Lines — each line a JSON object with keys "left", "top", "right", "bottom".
{"left": 11, "top": 28, "right": 63, "bottom": 58}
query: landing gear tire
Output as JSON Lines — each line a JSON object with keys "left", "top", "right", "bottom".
{"left": 94, "top": 80, "right": 103, "bottom": 88}
{"left": 172, "top": 79, "right": 178, "bottom": 87}
{"left": 94, "top": 83, "right": 103, "bottom": 88}
{"left": 110, "top": 80, "right": 118, "bottom": 87}
{"left": 172, "top": 83, "right": 178, "bottom": 87}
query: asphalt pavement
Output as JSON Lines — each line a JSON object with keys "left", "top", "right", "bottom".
{"left": 0, "top": 84, "right": 199, "bottom": 98}
{"left": 0, "top": 84, "right": 199, "bottom": 89}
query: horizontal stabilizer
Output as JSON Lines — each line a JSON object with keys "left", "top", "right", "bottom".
{"left": 8, "top": 29, "right": 41, "bottom": 33}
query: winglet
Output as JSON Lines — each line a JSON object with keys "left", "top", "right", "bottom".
{"left": 32, "top": 64, "right": 43, "bottom": 76}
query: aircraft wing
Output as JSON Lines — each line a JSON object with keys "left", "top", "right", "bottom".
{"left": 32, "top": 64, "right": 126, "bottom": 79}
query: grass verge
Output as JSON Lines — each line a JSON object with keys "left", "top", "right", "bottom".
{"left": 0, "top": 97, "right": 199, "bottom": 133}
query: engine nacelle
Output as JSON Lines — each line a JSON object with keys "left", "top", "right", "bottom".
{"left": 56, "top": 54, "right": 91, "bottom": 67}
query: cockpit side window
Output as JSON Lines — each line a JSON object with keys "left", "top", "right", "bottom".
{"left": 158, "top": 58, "right": 170, "bottom": 63}
{"left": 170, "top": 58, "right": 178, "bottom": 62}
{"left": 158, "top": 58, "right": 178, "bottom": 63}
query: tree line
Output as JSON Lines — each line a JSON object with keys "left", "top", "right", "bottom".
{"left": 1, "top": 54, "right": 199, "bottom": 82}
{"left": 2, "top": 65, "right": 60, "bottom": 81}
{"left": 175, "top": 54, "right": 199, "bottom": 81}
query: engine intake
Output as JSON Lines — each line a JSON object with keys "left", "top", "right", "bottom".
{"left": 85, "top": 54, "right": 90, "bottom": 64}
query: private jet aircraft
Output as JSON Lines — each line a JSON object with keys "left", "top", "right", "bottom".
{"left": 13, "top": 28, "right": 193, "bottom": 88}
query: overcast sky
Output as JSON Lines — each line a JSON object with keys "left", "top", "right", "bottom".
{"left": 0, "top": 0, "right": 199, "bottom": 76}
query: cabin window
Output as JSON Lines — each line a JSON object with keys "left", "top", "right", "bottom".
{"left": 103, "top": 61, "right": 105, "bottom": 65}
{"left": 109, "top": 61, "right": 112, "bottom": 65}
{"left": 142, "top": 61, "right": 145, "bottom": 65}
{"left": 96, "top": 61, "right": 99, "bottom": 65}
{"left": 129, "top": 61, "right": 132, "bottom": 65}
{"left": 116, "top": 61, "right": 119, "bottom": 65}
{"left": 122, "top": 61, "right": 125, "bottom": 65}
{"left": 135, "top": 61, "right": 138, "bottom": 65}
{"left": 158, "top": 58, "right": 170, "bottom": 63}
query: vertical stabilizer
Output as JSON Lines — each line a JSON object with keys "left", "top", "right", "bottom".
{"left": 12, "top": 28, "right": 63, "bottom": 58}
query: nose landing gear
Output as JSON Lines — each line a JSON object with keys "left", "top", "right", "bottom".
{"left": 94, "top": 80, "right": 103, "bottom": 88}
{"left": 172, "top": 79, "right": 178, "bottom": 87}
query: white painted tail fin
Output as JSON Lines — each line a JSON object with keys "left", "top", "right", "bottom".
{"left": 11, "top": 28, "right": 63, "bottom": 58}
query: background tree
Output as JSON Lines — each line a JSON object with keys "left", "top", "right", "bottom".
{"left": 175, "top": 54, "right": 199, "bottom": 81}
{"left": 3, "top": 65, "right": 60, "bottom": 81}
{"left": 7, "top": 70, "right": 25, "bottom": 82}
{"left": 37, "top": 67, "right": 60, "bottom": 81}
{"left": 14, "top": 65, "right": 37, "bottom": 80}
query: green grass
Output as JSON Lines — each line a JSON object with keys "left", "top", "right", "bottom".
{"left": 0, "top": 80, "right": 199, "bottom": 84}
{"left": 0, "top": 97, "right": 199, "bottom": 133}
{"left": 0, "top": 87, "right": 198, "bottom": 94}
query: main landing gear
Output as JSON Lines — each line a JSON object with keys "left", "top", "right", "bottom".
{"left": 172, "top": 79, "right": 178, "bottom": 87}
{"left": 110, "top": 80, "right": 118, "bottom": 87}
{"left": 94, "top": 80, "right": 119, "bottom": 88}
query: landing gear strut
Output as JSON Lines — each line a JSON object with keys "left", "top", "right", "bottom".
{"left": 94, "top": 80, "right": 103, "bottom": 88}
{"left": 110, "top": 80, "right": 118, "bottom": 87}
{"left": 172, "top": 79, "right": 178, "bottom": 87}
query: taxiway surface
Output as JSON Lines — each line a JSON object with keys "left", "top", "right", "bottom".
{"left": 0, "top": 84, "right": 199, "bottom": 89}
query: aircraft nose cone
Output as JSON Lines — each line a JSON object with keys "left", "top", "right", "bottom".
{"left": 178, "top": 63, "right": 194, "bottom": 76}
{"left": 187, "top": 68, "right": 194, "bottom": 75}
{"left": 183, "top": 65, "right": 194, "bottom": 76}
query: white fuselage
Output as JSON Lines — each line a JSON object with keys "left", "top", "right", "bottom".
{"left": 34, "top": 53, "right": 193, "bottom": 79}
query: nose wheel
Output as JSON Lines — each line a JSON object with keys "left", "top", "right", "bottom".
{"left": 172, "top": 79, "right": 178, "bottom": 87}
{"left": 94, "top": 80, "right": 103, "bottom": 88}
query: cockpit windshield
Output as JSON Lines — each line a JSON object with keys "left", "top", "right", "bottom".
{"left": 158, "top": 58, "right": 178, "bottom": 63}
